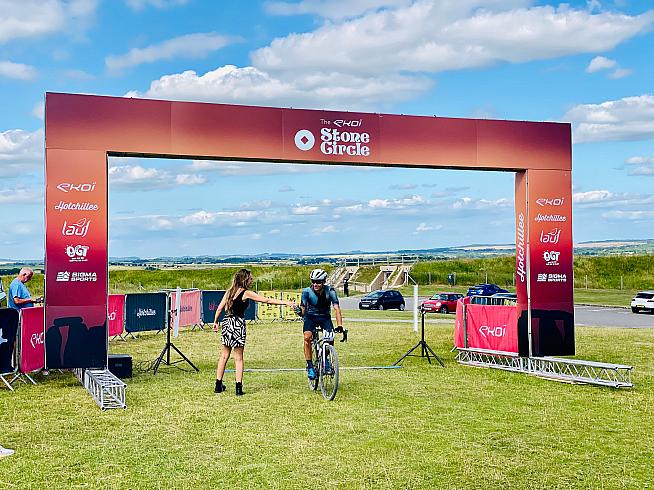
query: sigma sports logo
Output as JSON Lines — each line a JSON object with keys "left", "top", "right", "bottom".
{"left": 62, "top": 218, "right": 90, "bottom": 237}
{"left": 294, "top": 118, "right": 371, "bottom": 157}
{"left": 536, "top": 197, "right": 565, "bottom": 207}
{"left": 479, "top": 325, "right": 506, "bottom": 338}
{"left": 54, "top": 201, "right": 99, "bottom": 212}
{"left": 57, "top": 182, "right": 96, "bottom": 193}
{"left": 66, "top": 245, "right": 89, "bottom": 263}
{"left": 56, "top": 271, "right": 97, "bottom": 282}
{"left": 137, "top": 308, "right": 156, "bottom": 318}
{"left": 543, "top": 251, "right": 560, "bottom": 266}
{"left": 540, "top": 228, "right": 561, "bottom": 244}
{"left": 535, "top": 213, "right": 566, "bottom": 222}
{"left": 516, "top": 213, "right": 526, "bottom": 283}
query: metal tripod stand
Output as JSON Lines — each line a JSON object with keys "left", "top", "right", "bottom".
{"left": 153, "top": 316, "right": 199, "bottom": 375}
{"left": 393, "top": 310, "right": 444, "bottom": 367}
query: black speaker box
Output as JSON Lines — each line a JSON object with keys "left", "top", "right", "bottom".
{"left": 108, "top": 354, "right": 132, "bottom": 379}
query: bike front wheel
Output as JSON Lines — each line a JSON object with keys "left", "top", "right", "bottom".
{"left": 319, "top": 344, "right": 339, "bottom": 401}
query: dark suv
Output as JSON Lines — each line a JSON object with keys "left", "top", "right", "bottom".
{"left": 359, "top": 290, "right": 406, "bottom": 310}
{"left": 466, "top": 283, "right": 509, "bottom": 297}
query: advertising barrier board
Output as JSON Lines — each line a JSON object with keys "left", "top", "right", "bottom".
{"left": 108, "top": 294, "right": 125, "bottom": 338}
{"left": 169, "top": 290, "right": 201, "bottom": 328}
{"left": 0, "top": 308, "right": 19, "bottom": 373}
{"left": 20, "top": 306, "right": 45, "bottom": 373}
{"left": 257, "top": 291, "right": 280, "bottom": 321}
{"left": 125, "top": 293, "right": 168, "bottom": 333}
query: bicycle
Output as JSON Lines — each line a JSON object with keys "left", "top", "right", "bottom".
{"left": 307, "top": 326, "right": 348, "bottom": 401}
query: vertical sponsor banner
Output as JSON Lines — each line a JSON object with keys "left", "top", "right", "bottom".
{"left": 20, "top": 306, "right": 45, "bottom": 373}
{"left": 201, "top": 290, "right": 225, "bottom": 324}
{"left": 465, "top": 304, "right": 519, "bottom": 353}
{"left": 108, "top": 294, "right": 125, "bottom": 338}
{"left": 170, "top": 290, "right": 202, "bottom": 328}
{"left": 281, "top": 292, "right": 301, "bottom": 320}
{"left": 45, "top": 149, "right": 108, "bottom": 369}
{"left": 257, "top": 291, "right": 281, "bottom": 321}
{"left": 515, "top": 172, "right": 530, "bottom": 356}
{"left": 526, "top": 169, "right": 574, "bottom": 356}
{"left": 454, "top": 298, "right": 466, "bottom": 348}
{"left": 0, "top": 308, "right": 19, "bottom": 373}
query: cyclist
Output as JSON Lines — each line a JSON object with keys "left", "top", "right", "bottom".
{"left": 299, "top": 268, "right": 344, "bottom": 380}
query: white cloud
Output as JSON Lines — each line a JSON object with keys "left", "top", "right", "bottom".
{"left": 415, "top": 222, "right": 433, "bottom": 232}
{"left": 451, "top": 197, "right": 512, "bottom": 209}
{"left": 108, "top": 164, "right": 206, "bottom": 190}
{"left": 0, "top": 187, "right": 43, "bottom": 204}
{"left": 278, "top": 185, "right": 294, "bottom": 192}
{"left": 0, "top": 129, "right": 43, "bottom": 177}
{"left": 292, "top": 205, "right": 319, "bottom": 215}
{"left": 389, "top": 183, "right": 417, "bottom": 190}
{"left": 106, "top": 33, "right": 235, "bottom": 72}
{"left": 0, "top": 0, "right": 98, "bottom": 44}
{"left": 264, "top": 0, "right": 413, "bottom": 20}
{"left": 586, "top": 56, "right": 616, "bottom": 73}
{"left": 180, "top": 210, "right": 260, "bottom": 226}
{"left": 573, "top": 189, "right": 654, "bottom": 207}
{"left": 125, "top": 0, "right": 188, "bottom": 10}
{"left": 253, "top": 3, "right": 654, "bottom": 77}
{"left": 189, "top": 159, "right": 331, "bottom": 176}
{"left": 608, "top": 68, "right": 632, "bottom": 79}
{"left": 573, "top": 190, "right": 614, "bottom": 203}
{"left": 32, "top": 101, "right": 45, "bottom": 120}
{"left": 601, "top": 210, "right": 654, "bottom": 221}
{"left": 0, "top": 61, "right": 37, "bottom": 80}
{"left": 313, "top": 225, "right": 337, "bottom": 234}
{"left": 133, "top": 64, "right": 429, "bottom": 111}
{"left": 564, "top": 94, "right": 654, "bottom": 143}
{"left": 625, "top": 156, "right": 654, "bottom": 176}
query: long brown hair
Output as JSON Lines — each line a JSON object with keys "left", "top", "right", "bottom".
{"left": 225, "top": 268, "right": 253, "bottom": 313}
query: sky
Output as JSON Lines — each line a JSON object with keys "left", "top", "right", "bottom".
{"left": 1, "top": 0, "right": 653, "bottom": 259}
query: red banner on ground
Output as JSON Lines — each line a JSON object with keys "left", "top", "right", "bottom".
{"left": 465, "top": 304, "right": 518, "bottom": 353}
{"left": 108, "top": 294, "right": 125, "bottom": 337}
{"left": 20, "top": 306, "right": 45, "bottom": 373}
{"left": 170, "top": 290, "right": 201, "bottom": 328}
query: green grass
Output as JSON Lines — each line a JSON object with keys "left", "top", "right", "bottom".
{"left": 2, "top": 321, "right": 653, "bottom": 488}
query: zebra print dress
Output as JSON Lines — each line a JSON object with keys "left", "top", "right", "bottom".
{"left": 221, "top": 290, "right": 249, "bottom": 347}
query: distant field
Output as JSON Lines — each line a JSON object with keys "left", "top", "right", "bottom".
{"left": 2, "top": 321, "right": 652, "bottom": 488}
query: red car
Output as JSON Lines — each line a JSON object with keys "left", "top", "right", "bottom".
{"left": 421, "top": 292, "right": 463, "bottom": 313}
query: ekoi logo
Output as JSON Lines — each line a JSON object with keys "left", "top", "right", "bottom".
{"left": 57, "top": 182, "right": 97, "bottom": 193}
{"left": 294, "top": 129, "right": 315, "bottom": 151}
{"left": 479, "top": 325, "right": 506, "bottom": 338}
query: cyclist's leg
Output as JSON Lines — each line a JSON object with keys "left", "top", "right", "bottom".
{"left": 303, "top": 316, "right": 317, "bottom": 361}
{"left": 317, "top": 315, "right": 335, "bottom": 345}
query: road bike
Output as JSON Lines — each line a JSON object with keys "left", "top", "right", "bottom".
{"left": 308, "top": 326, "right": 348, "bottom": 401}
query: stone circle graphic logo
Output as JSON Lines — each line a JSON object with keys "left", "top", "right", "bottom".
{"left": 294, "top": 129, "right": 315, "bottom": 151}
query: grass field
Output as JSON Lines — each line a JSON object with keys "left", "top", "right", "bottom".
{"left": 2, "top": 320, "right": 652, "bottom": 488}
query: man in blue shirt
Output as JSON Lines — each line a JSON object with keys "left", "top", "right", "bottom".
{"left": 8, "top": 268, "right": 37, "bottom": 310}
{"left": 299, "top": 268, "right": 344, "bottom": 380}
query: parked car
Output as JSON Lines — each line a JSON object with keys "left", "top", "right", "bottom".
{"left": 421, "top": 292, "right": 463, "bottom": 313}
{"left": 359, "top": 290, "right": 406, "bottom": 310}
{"left": 631, "top": 290, "right": 654, "bottom": 313}
{"left": 466, "top": 283, "right": 509, "bottom": 297}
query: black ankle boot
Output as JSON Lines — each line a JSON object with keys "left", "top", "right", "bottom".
{"left": 214, "top": 379, "right": 226, "bottom": 393}
{"left": 235, "top": 382, "right": 244, "bottom": 396}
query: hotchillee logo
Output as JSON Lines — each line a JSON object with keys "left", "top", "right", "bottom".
{"left": 516, "top": 213, "right": 526, "bottom": 283}
{"left": 62, "top": 218, "right": 90, "bottom": 237}
{"left": 54, "top": 201, "right": 99, "bottom": 212}
{"left": 540, "top": 228, "right": 561, "bottom": 244}
{"left": 137, "top": 308, "right": 156, "bottom": 318}
{"left": 180, "top": 305, "right": 193, "bottom": 313}
{"left": 479, "top": 325, "right": 506, "bottom": 338}
{"left": 535, "top": 213, "right": 566, "bottom": 222}
{"left": 294, "top": 118, "right": 371, "bottom": 156}
{"left": 536, "top": 197, "right": 565, "bottom": 207}
{"left": 57, "top": 182, "right": 96, "bottom": 193}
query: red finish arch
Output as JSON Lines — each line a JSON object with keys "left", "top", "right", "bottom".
{"left": 44, "top": 92, "right": 574, "bottom": 368}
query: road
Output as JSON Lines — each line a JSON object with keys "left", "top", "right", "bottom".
{"left": 338, "top": 296, "right": 654, "bottom": 329}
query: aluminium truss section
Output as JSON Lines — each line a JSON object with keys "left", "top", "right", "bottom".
{"left": 455, "top": 348, "right": 633, "bottom": 388}
{"left": 74, "top": 368, "right": 127, "bottom": 409}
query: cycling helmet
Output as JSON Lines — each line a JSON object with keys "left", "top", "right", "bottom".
{"left": 309, "top": 268, "right": 328, "bottom": 282}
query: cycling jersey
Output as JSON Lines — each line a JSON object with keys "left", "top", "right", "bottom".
{"left": 301, "top": 285, "right": 339, "bottom": 316}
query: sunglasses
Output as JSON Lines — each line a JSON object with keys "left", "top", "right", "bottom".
{"left": 311, "top": 280, "right": 325, "bottom": 285}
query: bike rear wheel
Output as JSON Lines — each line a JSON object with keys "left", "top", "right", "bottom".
{"left": 319, "top": 344, "right": 339, "bottom": 401}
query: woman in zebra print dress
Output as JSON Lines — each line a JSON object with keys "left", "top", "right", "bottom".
{"left": 213, "top": 269, "right": 297, "bottom": 395}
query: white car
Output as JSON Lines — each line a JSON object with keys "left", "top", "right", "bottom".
{"left": 631, "top": 290, "right": 654, "bottom": 314}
